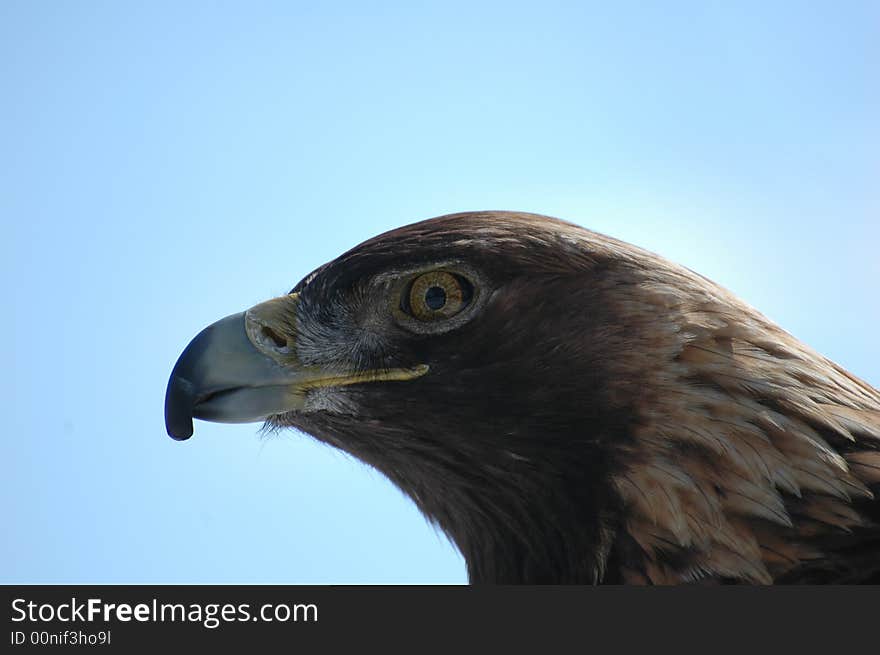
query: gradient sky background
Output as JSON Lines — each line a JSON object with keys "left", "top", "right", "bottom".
{"left": 2, "top": 1, "right": 878, "bottom": 583}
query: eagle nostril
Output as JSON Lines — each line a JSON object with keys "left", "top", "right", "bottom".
{"left": 261, "top": 325, "right": 288, "bottom": 350}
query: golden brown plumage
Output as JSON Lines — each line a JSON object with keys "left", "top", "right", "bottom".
{"left": 570, "top": 225, "right": 880, "bottom": 582}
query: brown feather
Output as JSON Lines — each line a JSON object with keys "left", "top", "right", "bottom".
{"left": 596, "top": 231, "right": 880, "bottom": 583}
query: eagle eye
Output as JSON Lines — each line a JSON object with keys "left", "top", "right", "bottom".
{"left": 404, "top": 271, "right": 473, "bottom": 322}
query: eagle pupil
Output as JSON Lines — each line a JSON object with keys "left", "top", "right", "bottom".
{"left": 424, "top": 286, "right": 447, "bottom": 310}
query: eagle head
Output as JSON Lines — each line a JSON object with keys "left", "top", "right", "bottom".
{"left": 165, "top": 211, "right": 880, "bottom": 584}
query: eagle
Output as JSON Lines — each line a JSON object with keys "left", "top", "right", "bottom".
{"left": 165, "top": 211, "right": 880, "bottom": 584}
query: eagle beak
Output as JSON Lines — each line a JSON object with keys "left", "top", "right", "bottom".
{"left": 164, "top": 295, "right": 309, "bottom": 440}
{"left": 165, "top": 294, "right": 429, "bottom": 440}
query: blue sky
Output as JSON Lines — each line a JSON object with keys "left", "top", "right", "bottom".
{"left": 2, "top": 1, "right": 877, "bottom": 583}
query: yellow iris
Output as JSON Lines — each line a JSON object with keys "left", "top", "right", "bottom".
{"left": 408, "top": 271, "right": 469, "bottom": 321}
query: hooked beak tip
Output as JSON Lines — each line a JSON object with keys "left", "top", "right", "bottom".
{"left": 165, "top": 375, "right": 195, "bottom": 441}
